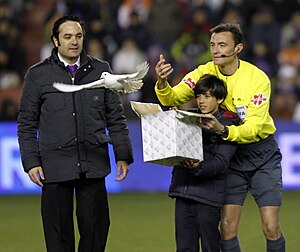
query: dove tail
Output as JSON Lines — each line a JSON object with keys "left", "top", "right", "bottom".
{"left": 53, "top": 82, "right": 84, "bottom": 92}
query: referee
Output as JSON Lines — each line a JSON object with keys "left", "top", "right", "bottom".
{"left": 154, "top": 23, "right": 285, "bottom": 252}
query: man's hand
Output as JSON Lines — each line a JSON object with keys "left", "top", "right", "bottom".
{"left": 28, "top": 166, "right": 45, "bottom": 187}
{"left": 155, "top": 54, "right": 174, "bottom": 89}
{"left": 115, "top": 161, "right": 130, "bottom": 182}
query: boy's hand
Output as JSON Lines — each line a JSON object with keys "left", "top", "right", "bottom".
{"left": 182, "top": 160, "right": 203, "bottom": 169}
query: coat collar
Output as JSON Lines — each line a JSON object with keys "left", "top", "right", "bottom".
{"left": 51, "top": 47, "right": 91, "bottom": 67}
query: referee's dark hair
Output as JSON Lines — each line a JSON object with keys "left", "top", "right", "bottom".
{"left": 51, "top": 15, "right": 85, "bottom": 47}
{"left": 194, "top": 74, "right": 227, "bottom": 101}
{"left": 210, "top": 23, "right": 242, "bottom": 46}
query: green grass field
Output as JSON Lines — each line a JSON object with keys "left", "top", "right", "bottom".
{"left": 0, "top": 191, "right": 299, "bottom": 251}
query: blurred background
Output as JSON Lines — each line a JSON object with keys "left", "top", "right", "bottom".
{"left": 0, "top": 0, "right": 300, "bottom": 194}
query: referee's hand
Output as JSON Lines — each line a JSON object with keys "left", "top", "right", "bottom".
{"left": 155, "top": 54, "right": 174, "bottom": 89}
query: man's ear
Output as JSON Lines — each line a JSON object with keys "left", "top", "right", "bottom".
{"left": 235, "top": 43, "right": 243, "bottom": 54}
{"left": 52, "top": 36, "right": 59, "bottom": 47}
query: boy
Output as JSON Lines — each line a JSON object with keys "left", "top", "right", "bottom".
{"left": 169, "top": 74, "right": 239, "bottom": 252}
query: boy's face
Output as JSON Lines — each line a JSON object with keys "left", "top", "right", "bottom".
{"left": 196, "top": 91, "right": 223, "bottom": 114}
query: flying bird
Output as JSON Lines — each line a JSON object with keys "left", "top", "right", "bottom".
{"left": 53, "top": 61, "right": 150, "bottom": 93}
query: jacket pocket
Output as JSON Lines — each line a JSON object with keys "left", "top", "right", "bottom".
{"left": 85, "top": 89, "right": 106, "bottom": 108}
{"left": 85, "top": 133, "right": 111, "bottom": 149}
{"left": 39, "top": 137, "right": 76, "bottom": 151}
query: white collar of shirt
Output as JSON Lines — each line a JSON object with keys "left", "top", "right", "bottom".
{"left": 58, "top": 53, "right": 80, "bottom": 67}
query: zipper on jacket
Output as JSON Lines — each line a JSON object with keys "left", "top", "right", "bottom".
{"left": 71, "top": 77, "right": 82, "bottom": 173}
{"left": 183, "top": 186, "right": 188, "bottom": 195}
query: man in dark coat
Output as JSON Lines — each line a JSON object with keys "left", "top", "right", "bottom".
{"left": 17, "top": 15, "right": 133, "bottom": 252}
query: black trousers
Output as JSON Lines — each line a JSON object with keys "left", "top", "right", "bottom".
{"left": 175, "top": 197, "right": 221, "bottom": 252}
{"left": 41, "top": 178, "right": 110, "bottom": 252}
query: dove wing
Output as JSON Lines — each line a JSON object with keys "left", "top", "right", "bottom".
{"left": 120, "top": 79, "right": 144, "bottom": 93}
{"left": 53, "top": 62, "right": 149, "bottom": 93}
{"left": 124, "top": 61, "right": 150, "bottom": 80}
{"left": 53, "top": 79, "right": 105, "bottom": 93}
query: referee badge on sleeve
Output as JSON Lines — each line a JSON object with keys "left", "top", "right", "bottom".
{"left": 183, "top": 77, "right": 196, "bottom": 89}
{"left": 251, "top": 93, "right": 268, "bottom": 106}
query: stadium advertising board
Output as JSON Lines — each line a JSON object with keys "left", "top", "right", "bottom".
{"left": 0, "top": 121, "right": 299, "bottom": 194}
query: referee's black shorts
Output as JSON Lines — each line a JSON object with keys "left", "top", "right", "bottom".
{"left": 224, "top": 135, "right": 283, "bottom": 207}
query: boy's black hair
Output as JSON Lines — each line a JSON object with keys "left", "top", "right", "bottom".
{"left": 194, "top": 74, "right": 227, "bottom": 100}
{"left": 51, "top": 15, "right": 85, "bottom": 46}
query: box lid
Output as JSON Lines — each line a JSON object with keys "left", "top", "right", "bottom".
{"left": 130, "top": 101, "right": 214, "bottom": 119}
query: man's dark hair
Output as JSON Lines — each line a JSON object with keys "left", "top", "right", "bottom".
{"left": 194, "top": 74, "right": 227, "bottom": 100}
{"left": 210, "top": 23, "right": 242, "bottom": 46}
{"left": 51, "top": 15, "right": 85, "bottom": 46}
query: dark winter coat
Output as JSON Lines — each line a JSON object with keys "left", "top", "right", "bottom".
{"left": 18, "top": 48, "right": 133, "bottom": 183}
{"left": 169, "top": 110, "right": 238, "bottom": 207}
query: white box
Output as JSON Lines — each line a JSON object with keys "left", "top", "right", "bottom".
{"left": 131, "top": 102, "right": 205, "bottom": 166}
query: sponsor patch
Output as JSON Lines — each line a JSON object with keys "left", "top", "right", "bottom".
{"left": 183, "top": 77, "right": 196, "bottom": 89}
{"left": 251, "top": 93, "right": 268, "bottom": 106}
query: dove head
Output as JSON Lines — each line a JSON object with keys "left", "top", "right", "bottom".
{"left": 100, "top": 72, "right": 110, "bottom": 79}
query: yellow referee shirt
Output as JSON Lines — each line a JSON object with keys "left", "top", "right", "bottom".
{"left": 155, "top": 60, "right": 276, "bottom": 144}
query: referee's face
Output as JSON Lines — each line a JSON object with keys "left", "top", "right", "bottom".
{"left": 210, "top": 31, "right": 237, "bottom": 65}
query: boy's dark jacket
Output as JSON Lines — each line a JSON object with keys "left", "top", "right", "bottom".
{"left": 169, "top": 109, "right": 239, "bottom": 207}
{"left": 18, "top": 48, "right": 133, "bottom": 183}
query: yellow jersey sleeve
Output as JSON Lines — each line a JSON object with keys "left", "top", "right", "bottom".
{"left": 154, "top": 80, "right": 194, "bottom": 106}
{"left": 155, "top": 62, "right": 217, "bottom": 106}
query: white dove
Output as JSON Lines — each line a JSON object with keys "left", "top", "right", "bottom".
{"left": 53, "top": 61, "right": 150, "bottom": 93}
